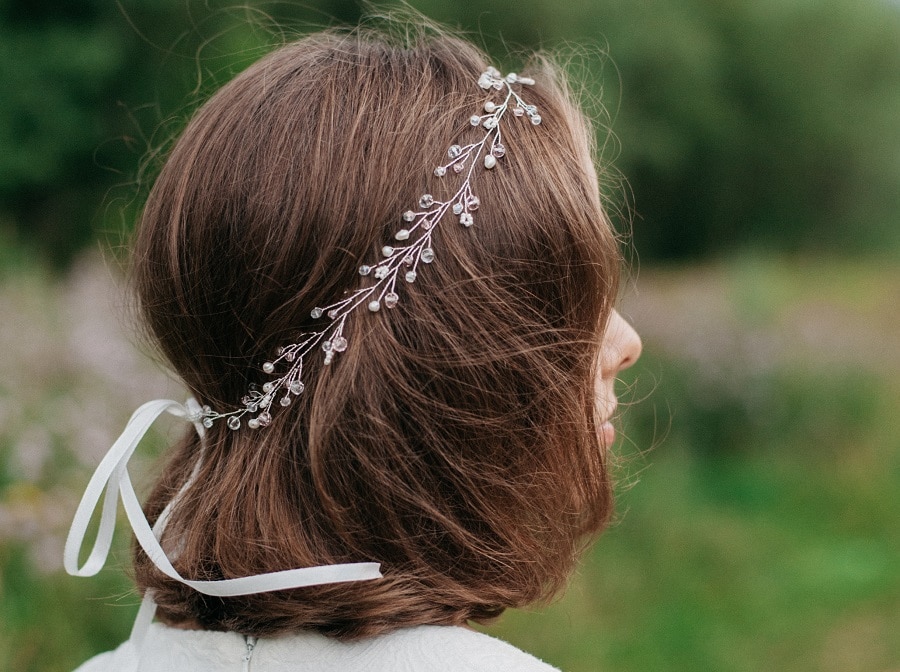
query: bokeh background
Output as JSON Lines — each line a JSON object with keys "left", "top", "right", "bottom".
{"left": 1, "top": 1, "right": 898, "bottom": 671}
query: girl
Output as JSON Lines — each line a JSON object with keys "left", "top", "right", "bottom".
{"left": 66, "top": 22, "right": 641, "bottom": 672}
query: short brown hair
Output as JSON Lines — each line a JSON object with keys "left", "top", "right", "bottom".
{"left": 132, "top": 25, "right": 620, "bottom": 639}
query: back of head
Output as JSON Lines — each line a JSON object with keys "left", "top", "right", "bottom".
{"left": 132, "top": 23, "right": 620, "bottom": 638}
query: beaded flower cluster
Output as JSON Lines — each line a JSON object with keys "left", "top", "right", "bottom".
{"left": 198, "top": 67, "right": 542, "bottom": 430}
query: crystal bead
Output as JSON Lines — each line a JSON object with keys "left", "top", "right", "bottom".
{"left": 530, "top": 114, "right": 542, "bottom": 125}
{"left": 322, "top": 340, "right": 332, "bottom": 352}
{"left": 467, "top": 196, "right": 480, "bottom": 210}
{"left": 262, "top": 361, "right": 275, "bottom": 374}
{"left": 247, "top": 402, "right": 259, "bottom": 413}
{"left": 323, "top": 351, "right": 334, "bottom": 365}
{"left": 382, "top": 246, "right": 394, "bottom": 257}
{"left": 506, "top": 72, "right": 518, "bottom": 83}
{"left": 403, "top": 210, "right": 416, "bottom": 222}
{"left": 202, "top": 417, "right": 214, "bottom": 429}
{"left": 276, "top": 347, "right": 284, "bottom": 356}
{"left": 359, "top": 264, "right": 372, "bottom": 276}
{"left": 518, "top": 76, "right": 535, "bottom": 85}
{"left": 227, "top": 416, "right": 241, "bottom": 430}
{"left": 470, "top": 115, "right": 481, "bottom": 126}
{"left": 453, "top": 162, "right": 465, "bottom": 174}
{"left": 422, "top": 219, "right": 434, "bottom": 229}
{"left": 492, "top": 144, "right": 506, "bottom": 158}
{"left": 421, "top": 248, "right": 435, "bottom": 264}
{"left": 384, "top": 292, "right": 399, "bottom": 308}
{"left": 374, "top": 266, "right": 389, "bottom": 279}
{"left": 405, "top": 270, "right": 417, "bottom": 283}
{"left": 419, "top": 194, "right": 434, "bottom": 208}
{"left": 487, "top": 66, "right": 501, "bottom": 77}
{"left": 248, "top": 418, "right": 260, "bottom": 429}
{"left": 395, "top": 229, "right": 410, "bottom": 241}
{"left": 260, "top": 395, "right": 272, "bottom": 407}
{"left": 513, "top": 106, "right": 525, "bottom": 117}
{"left": 482, "top": 117, "right": 497, "bottom": 129}
{"left": 448, "top": 144, "right": 462, "bottom": 158}
{"left": 327, "top": 309, "right": 338, "bottom": 319}
{"left": 332, "top": 336, "right": 348, "bottom": 352}
{"left": 403, "top": 255, "right": 414, "bottom": 265}
{"left": 241, "top": 395, "right": 252, "bottom": 405}
{"left": 526, "top": 105, "right": 537, "bottom": 114}
{"left": 311, "top": 307, "right": 324, "bottom": 319}
{"left": 452, "top": 203, "right": 464, "bottom": 215}
{"left": 284, "top": 351, "right": 295, "bottom": 362}
{"left": 262, "top": 382, "right": 274, "bottom": 393}
{"left": 484, "top": 155, "right": 497, "bottom": 169}
{"left": 280, "top": 396, "right": 291, "bottom": 407}
{"left": 483, "top": 101, "right": 497, "bottom": 113}
{"left": 368, "top": 300, "right": 381, "bottom": 312}
{"left": 257, "top": 412, "right": 272, "bottom": 427}
{"left": 289, "top": 381, "right": 305, "bottom": 395}
{"left": 492, "top": 80, "right": 503, "bottom": 90}
{"left": 478, "top": 74, "right": 493, "bottom": 89}
{"left": 460, "top": 213, "right": 474, "bottom": 227}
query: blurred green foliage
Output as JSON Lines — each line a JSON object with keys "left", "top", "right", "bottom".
{"left": 1, "top": 0, "right": 899, "bottom": 265}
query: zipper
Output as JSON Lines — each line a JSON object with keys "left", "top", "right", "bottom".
{"left": 242, "top": 635, "right": 258, "bottom": 672}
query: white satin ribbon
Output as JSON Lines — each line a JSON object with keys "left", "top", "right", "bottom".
{"left": 64, "top": 398, "right": 382, "bottom": 600}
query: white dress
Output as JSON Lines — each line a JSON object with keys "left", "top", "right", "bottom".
{"left": 73, "top": 623, "right": 561, "bottom": 672}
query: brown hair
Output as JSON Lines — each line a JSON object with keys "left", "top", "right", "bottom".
{"left": 131, "top": 25, "right": 620, "bottom": 639}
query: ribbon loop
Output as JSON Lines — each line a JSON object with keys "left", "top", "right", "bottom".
{"left": 64, "top": 399, "right": 382, "bottom": 597}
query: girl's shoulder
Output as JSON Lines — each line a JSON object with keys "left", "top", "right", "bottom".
{"left": 73, "top": 623, "right": 562, "bottom": 672}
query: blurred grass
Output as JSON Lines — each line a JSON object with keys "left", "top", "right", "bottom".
{"left": 1, "top": 253, "right": 898, "bottom": 671}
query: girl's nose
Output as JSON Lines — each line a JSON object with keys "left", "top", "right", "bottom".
{"left": 602, "top": 310, "right": 642, "bottom": 376}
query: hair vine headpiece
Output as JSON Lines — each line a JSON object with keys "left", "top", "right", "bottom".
{"left": 199, "top": 67, "right": 542, "bottom": 430}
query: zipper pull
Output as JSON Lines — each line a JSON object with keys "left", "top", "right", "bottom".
{"left": 242, "top": 635, "right": 258, "bottom": 672}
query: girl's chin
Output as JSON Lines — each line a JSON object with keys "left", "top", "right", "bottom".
{"left": 600, "top": 421, "right": 616, "bottom": 447}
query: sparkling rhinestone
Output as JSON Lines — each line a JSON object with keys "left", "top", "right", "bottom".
{"left": 280, "top": 396, "right": 291, "bottom": 407}
{"left": 289, "top": 381, "right": 305, "bottom": 395}
{"left": 262, "top": 361, "right": 275, "bottom": 374}
{"left": 483, "top": 101, "right": 497, "bottom": 113}
{"left": 227, "top": 416, "right": 241, "bottom": 430}
{"left": 359, "top": 265, "right": 372, "bottom": 276}
{"left": 470, "top": 115, "right": 481, "bottom": 126}
{"left": 513, "top": 106, "right": 525, "bottom": 117}
{"left": 403, "top": 210, "right": 416, "bottom": 222}
{"left": 460, "top": 213, "right": 474, "bottom": 227}
{"left": 311, "top": 307, "right": 324, "bottom": 319}
{"left": 418, "top": 194, "right": 434, "bottom": 208}
{"left": 448, "top": 144, "right": 462, "bottom": 158}
{"left": 384, "top": 292, "right": 399, "bottom": 309}
{"left": 368, "top": 300, "right": 381, "bottom": 312}
{"left": 382, "top": 245, "right": 394, "bottom": 257}
{"left": 530, "top": 114, "right": 542, "bottom": 125}
{"left": 202, "top": 417, "right": 214, "bottom": 429}
{"left": 248, "top": 418, "right": 260, "bottom": 429}
{"left": 262, "top": 382, "right": 274, "bottom": 394}
{"left": 374, "top": 265, "right": 389, "bottom": 279}
{"left": 332, "top": 336, "right": 348, "bottom": 352}
{"left": 506, "top": 72, "right": 518, "bottom": 83}
{"left": 421, "top": 248, "right": 435, "bottom": 264}
{"left": 434, "top": 166, "right": 446, "bottom": 177}
{"left": 467, "top": 196, "right": 480, "bottom": 210}
{"left": 452, "top": 162, "right": 465, "bottom": 174}
{"left": 492, "top": 144, "right": 506, "bottom": 158}
{"left": 484, "top": 155, "right": 497, "bottom": 169}
{"left": 452, "top": 203, "right": 464, "bottom": 215}
{"left": 257, "top": 412, "right": 272, "bottom": 427}
{"left": 405, "top": 270, "right": 417, "bottom": 283}
{"left": 395, "top": 229, "right": 410, "bottom": 241}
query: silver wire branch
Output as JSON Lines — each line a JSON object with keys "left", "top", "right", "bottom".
{"left": 200, "top": 68, "right": 542, "bottom": 430}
